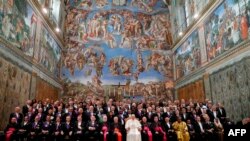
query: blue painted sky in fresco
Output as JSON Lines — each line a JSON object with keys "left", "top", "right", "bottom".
{"left": 63, "top": 42, "right": 169, "bottom": 85}
{"left": 63, "top": 0, "right": 171, "bottom": 85}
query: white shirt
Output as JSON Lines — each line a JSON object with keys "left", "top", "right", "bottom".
{"left": 213, "top": 111, "right": 217, "bottom": 118}
{"left": 198, "top": 122, "right": 204, "bottom": 132}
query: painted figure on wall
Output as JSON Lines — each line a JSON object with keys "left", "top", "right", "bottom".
{"left": 109, "top": 56, "right": 134, "bottom": 76}
{"left": 204, "top": 0, "right": 250, "bottom": 61}
{"left": 38, "top": 25, "right": 61, "bottom": 76}
{"left": 0, "top": 1, "right": 37, "bottom": 57}
{"left": 62, "top": 0, "right": 173, "bottom": 101}
{"left": 175, "top": 30, "right": 201, "bottom": 79}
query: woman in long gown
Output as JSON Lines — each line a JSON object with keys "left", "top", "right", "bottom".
{"left": 125, "top": 114, "right": 141, "bottom": 141}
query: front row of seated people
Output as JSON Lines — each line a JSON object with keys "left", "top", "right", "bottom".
{"left": 4, "top": 98, "right": 250, "bottom": 141}
{"left": 5, "top": 114, "right": 191, "bottom": 141}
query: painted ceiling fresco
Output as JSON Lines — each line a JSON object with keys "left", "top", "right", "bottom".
{"left": 62, "top": 0, "right": 173, "bottom": 92}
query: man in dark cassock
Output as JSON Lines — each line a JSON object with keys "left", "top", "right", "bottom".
{"left": 150, "top": 115, "right": 167, "bottom": 141}
{"left": 141, "top": 116, "right": 153, "bottom": 141}
{"left": 85, "top": 115, "right": 100, "bottom": 140}
{"left": 111, "top": 116, "right": 123, "bottom": 141}
{"left": 41, "top": 115, "right": 53, "bottom": 140}
{"left": 100, "top": 115, "right": 111, "bottom": 141}
{"left": 62, "top": 115, "right": 74, "bottom": 141}
{"left": 28, "top": 116, "right": 42, "bottom": 141}
{"left": 74, "top": 115, "right": 85, "bottom": 141}
{"left": 9, "top": 107, "right": 23, "bottom": 126}
{"left": 17, "top": 116, "right": 31, "bottom": 141}
{"left": 163, "top": 116, "right": 177, "bottom": 141}
{"left": 4, "top": 117, "right": 19, "bottom": 141}
{"left": 52, "top": 116, "right": 63, "bottom": 141}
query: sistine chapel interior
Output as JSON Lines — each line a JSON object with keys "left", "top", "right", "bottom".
{"left": 0, "top": 0, "right": 250, "bottom": 141}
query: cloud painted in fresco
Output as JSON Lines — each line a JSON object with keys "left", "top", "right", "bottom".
{"left": 63, "top": 0, "right": 173, "bottom": 85}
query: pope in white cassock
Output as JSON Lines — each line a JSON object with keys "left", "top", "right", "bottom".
{"left": 125, "top": 114, "right": 142, "bottom": 141}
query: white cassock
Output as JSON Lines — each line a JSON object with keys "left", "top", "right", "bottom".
{"left": 125, "top": 119, "right": 141, "bottom": 141}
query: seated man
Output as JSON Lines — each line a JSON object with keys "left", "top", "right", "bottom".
{"left": 41, "top": 115, "right": 53, "bottom": 140}
{"left": 28, "top": 116, "right": 42, "bottom": 141}
{"left": 62, "top": 115, "right": 74, "bottom": 141}
{"left": 100, "top": 115, "right": 110, "bottom": 141}
{"left": 150, "top": 115, "right": 167, "bottom": 141}
{"left": 125, "top": 114, "right": 142, "bottom": 141}
{"left": 203, "top": 115, "right": 215, "bottom": 141}
{"left": 163, "top": 116, "right": 177, "bottom": 141}
{"left": 85, "top": 115, "right": 99, "bottom": 140}
{"left": 4, "top": 117, "right": 19, "bottom": 141}
{"left": 17, "top": 116, "right": 31, "bottom": 141}
{"left": 74, "top": 115, "right": 85, "bottom": 141}
{"left": 141, "top": 116, "right": 153, "bottom": 141}
{"left": 172, "top": 116, "right": 190, "bottom": 141}
{"left": 111, "top": 116, "right": 123, "bottom": 141}
{"left": 52, "top": 116, "right": 63, "bottom": 141}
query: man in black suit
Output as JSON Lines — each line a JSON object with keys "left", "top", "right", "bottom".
{"left": 28, "top": 116, "right": 42, "bottom": 141}
{"left": 85, "top": 115, "right": 100, "bottom": 140}
{"left": 17, "top": 116, "right": 31, "bottom": 141}
{"left": 62, "top": 115, "right": 74, "bottom": 141}
{"left": 163, "top": 116, "right": 177, "bottom": 141}
{"left": 217, "top": 103, "right": 226, "bottom": 123}
{"left": 194, "top": 116, "right": 205, "bottom": 141}
{"left": 74, "top": 115, "right": 85, "bottom": 141}
{"left": 181, "top": 108, "right": 189, "bottom": 122}
{"left": 9, "top": 107, "right": 23, "bottom": 126}
{"left": 41, "top": 115, "right": 53, "bottom": 140}
{"left": 22, "top": 100, "right": 32, "bottom": 116}
{"left": 203, "top": 116, "right": 215, "bottom": 141}
{"left": 52, "top": 116, "right": 63, "bottom": 141}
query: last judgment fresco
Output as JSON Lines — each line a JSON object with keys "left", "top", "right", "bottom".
{"left": 62, "top": 0, "right": 173, "bottom": 100}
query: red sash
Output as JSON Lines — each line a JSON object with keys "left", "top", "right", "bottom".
{"left": 114, "top": 128, "right": 122, "bottom": 141}
{"left": 143, "top": 126, "right": 153, "bottom": 141}
{"left": 102, "top": 126, "right": 108, "bottom": 141}
{"left": 5, "top": 127, "right": 16, "bottom": 141}
{"left": 155, "top": 126, "right": 167, "bottom": 141}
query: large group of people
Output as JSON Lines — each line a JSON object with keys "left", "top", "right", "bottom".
{"left": 4, "top": 98, "right": 250, "bottom": 141}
